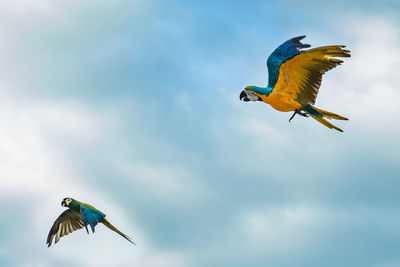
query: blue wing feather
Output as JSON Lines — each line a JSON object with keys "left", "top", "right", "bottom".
{"left": 266, "top": 35, "right": 311, "bottom": 88}
{"left": 80, "top": 205, "right": 106, "bottom": 233}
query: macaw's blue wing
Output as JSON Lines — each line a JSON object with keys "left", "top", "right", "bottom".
{"left": 80, "top": 205, "right": 106, "bottom": 233}
{"left": 267, "top": 36, "right": 311, "bottom": 88}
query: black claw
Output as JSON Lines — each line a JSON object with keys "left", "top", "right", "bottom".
{"left": 289, "top": 111, "right": 296, "bottom": 122}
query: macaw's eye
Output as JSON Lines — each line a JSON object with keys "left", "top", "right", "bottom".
{"left": 65, "top": 198, "right": 72, "bottom": 205}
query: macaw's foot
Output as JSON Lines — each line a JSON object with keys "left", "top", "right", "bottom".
{"left": 289, "top": 109, "right": 310, "bottom": 122}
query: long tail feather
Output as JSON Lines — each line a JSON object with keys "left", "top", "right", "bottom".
{"left": 310, "top": 115, "right": 343, "bottom": 132}
{"left": 311, "top": 106, "right": 348, "bottom": 120}
{"left": 102, "top": 218, "right": 136, "bottom": 245}
{"left": 302, "top": 105, "right": 348, "bottom": 132}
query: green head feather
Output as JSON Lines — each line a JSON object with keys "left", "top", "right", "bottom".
{"left": 245, "top": 85, "right": 256, "bottom": 91}
{"left": 62, "top": 197, "right": 80, "bottom": 211}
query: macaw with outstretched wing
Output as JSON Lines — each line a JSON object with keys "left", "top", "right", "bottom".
{"left": 47, "top": 197, "right": 135, "bottom": 247}
{"left": 240, "top": 36, "right": 350, "bottom": 132}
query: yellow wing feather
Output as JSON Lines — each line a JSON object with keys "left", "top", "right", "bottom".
{"left": 273, "top": 46, "right": 350, "bottom": 105}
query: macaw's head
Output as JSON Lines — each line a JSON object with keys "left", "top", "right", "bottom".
{"left": 240, "top": 86, "right": 262, "bottom": 102}
{"left": 61, "top": 197, "right": 76, "bottom": 208}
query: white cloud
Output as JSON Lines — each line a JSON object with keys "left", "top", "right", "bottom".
{"left": 0, "top": 68, "right": 189, "bottom": 267}
{"left": 0, "top": 1, "right": 189, "bottom": 265}
{"left": 115, "top": 160, "right": 209, "bottom": 203}
{"left": 240, "top": 204, "right": 327, "bottom": 252}
{"left": 0, "top": 92, "right": 98, "bottom": 196}
{"left": 317, "top": 16, "right": 400, "bottom": 135}
{"left": 0, "top": 84, "right": 189, "bottom": 267}
{"left": 237, "top": 117, "right": 287, "bottom": 143}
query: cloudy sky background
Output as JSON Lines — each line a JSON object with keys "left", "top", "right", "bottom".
{"left": 1, "top": 0, "right": 400, "bottom": 266}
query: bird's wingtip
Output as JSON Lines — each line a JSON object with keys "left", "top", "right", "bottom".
{"left": 291, "top": 35, "right": 306, "bottom": 41}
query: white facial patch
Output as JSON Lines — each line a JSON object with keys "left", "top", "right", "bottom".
{"left": 245, "top": 90, "right": 259, "bottom": 101}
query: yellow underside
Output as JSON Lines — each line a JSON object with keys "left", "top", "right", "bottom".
{"left": 257, "top": 92, "right": 302, "bottom": 112}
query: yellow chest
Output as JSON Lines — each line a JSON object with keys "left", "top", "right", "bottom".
{"left": 257, "top": 91, "right": 301, "bottom": 112}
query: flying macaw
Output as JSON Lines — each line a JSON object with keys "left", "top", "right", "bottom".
{"left": 240, "top": 36, "right": 350, "bottom": 132}
{"left": 47, "top": 197, "right": 135, "bottom": 247}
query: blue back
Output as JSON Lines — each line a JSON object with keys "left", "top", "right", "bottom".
{"left": 80, "top": 205, "right": 106, "bottom": 233}
{"left": 266, "top": 36, "right": 311, "bottom": 88}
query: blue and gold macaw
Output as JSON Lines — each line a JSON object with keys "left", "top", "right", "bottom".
{"left": 47, "top": 197, "right": 135, "bottom": 246}
{"left": 240, "top": 36, "right": 350, "bottom": 132}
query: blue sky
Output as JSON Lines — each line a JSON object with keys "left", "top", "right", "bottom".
{"left": 1, "top": 0, "right": 400, "bottom": 266}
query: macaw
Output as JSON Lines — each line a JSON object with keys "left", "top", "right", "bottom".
{"left": 47, "top": 197, "right": 135, "bottom": 247}
{"left": 240, "top": 36, "right": 350, "bottom": 132}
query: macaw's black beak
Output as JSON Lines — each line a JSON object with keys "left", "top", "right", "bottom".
{"left": 240, "top": 90, "right": 250, "bottom": 102}
{"left": 61, "top": 200, "right": 66, "bottom": 207}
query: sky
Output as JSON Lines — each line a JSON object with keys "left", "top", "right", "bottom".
{"left": 0, "top": 0, "right": 400, "bottom": 266}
